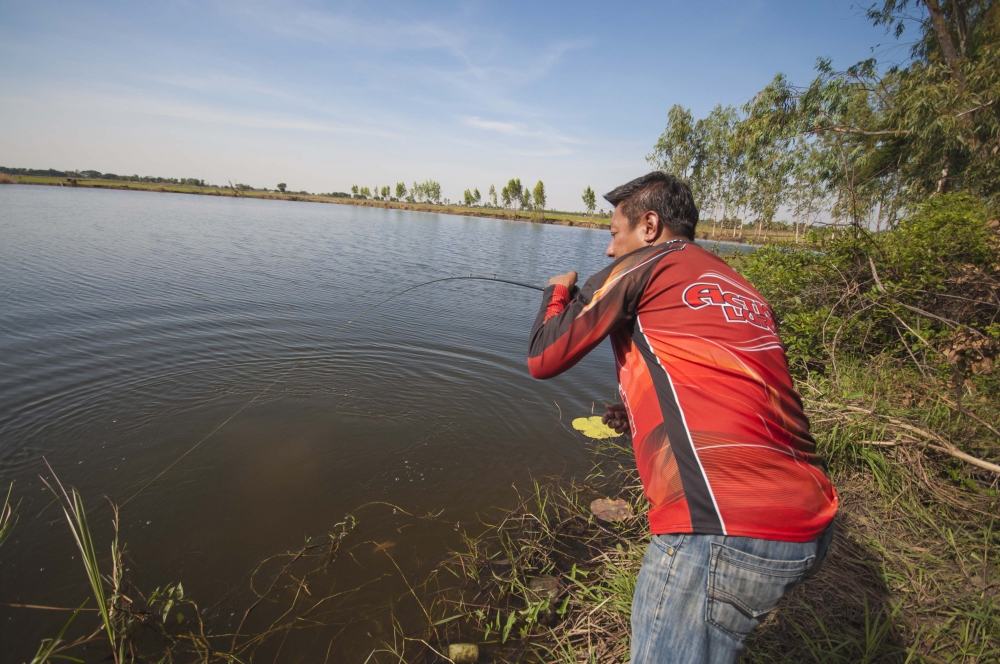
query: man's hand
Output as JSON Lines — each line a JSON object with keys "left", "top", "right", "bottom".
{"left": 602, "top": 403, "right": 630, "bottom": 435}
{"left": 548, "top": 271, "right": 577, "bottom": 289}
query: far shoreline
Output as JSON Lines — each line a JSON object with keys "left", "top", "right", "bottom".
{"left": 2, "top": 175, "right": 803, "bottom": 246}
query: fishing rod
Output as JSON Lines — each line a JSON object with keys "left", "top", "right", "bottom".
{"left": 363, "top": 275, "right": 544, "bottom": 311}
{"left": 119, "top": 273, "right": 547, "bottom": 506}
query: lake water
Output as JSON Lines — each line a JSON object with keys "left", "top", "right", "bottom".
{"left": 0, "top": 185, "right": 748, "bottom": 660}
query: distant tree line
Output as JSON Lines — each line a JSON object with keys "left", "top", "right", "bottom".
{"left": 0, "top": 166, "right": 208, "bottom": 187}
{"left": 349, "top": 180, "right": 443, "bottom": 204}
{"left": 4, "top": 165, "right": 613, "bottom": 216}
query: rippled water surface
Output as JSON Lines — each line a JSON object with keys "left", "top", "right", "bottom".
{"left": 0, "top": 186, "right": 746, "bottom": 659}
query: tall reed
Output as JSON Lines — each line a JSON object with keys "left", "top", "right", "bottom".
{"left": 40, "top": 460, "right": 126, "bottom": 664}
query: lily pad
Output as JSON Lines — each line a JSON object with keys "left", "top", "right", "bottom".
{"left": 571, "top": 416, "right": 621, "bottom": 439}
{"left": 590, "top": 497, "right": 634, "bottom": 522}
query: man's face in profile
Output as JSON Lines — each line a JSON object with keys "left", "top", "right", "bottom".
{"left": 606, "top": 204, "right": 651, "bottom": 258}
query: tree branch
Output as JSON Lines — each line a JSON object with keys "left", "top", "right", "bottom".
{"left": 811, "top": 400, "right": 1000, "bottom": 474}
{"left": 923, "top": 0, "right": 967, "bottom": 90}
{"left": 811, "top": 124, "right": 911, "bottom": 137}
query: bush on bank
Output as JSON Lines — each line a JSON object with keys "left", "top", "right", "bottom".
{"left": 735, "top": 194, "right": 998, "bottom": 396}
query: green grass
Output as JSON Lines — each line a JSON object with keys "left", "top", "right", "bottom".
{"left": 366, "top": 352, "right": 998, "bottom": 663}
{"left": 41, "top": 461, "right": 126, "bottom": 663}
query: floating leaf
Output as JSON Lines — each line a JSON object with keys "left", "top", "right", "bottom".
{"left": 590, "top": 497, "right": 634, "bottom": 522}
{"left": 571, "top": 416, "right": 620, "bottom": 439}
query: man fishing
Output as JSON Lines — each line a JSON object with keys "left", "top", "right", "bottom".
{"left": 527, "top": 172, "right": 837, "bottom": 663}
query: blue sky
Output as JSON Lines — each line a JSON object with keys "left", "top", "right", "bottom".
{"left": 0, "top": 1, "right": 900, "bottom": 210}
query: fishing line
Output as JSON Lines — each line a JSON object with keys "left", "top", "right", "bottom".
{"left": 120, "top": 274, "right": 546, "bottom": 507}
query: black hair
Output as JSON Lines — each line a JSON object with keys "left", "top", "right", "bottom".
{"left": 604, "top": 171, "right": 698, "bottom": 240}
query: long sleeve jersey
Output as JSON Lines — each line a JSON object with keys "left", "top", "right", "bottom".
{"left": 528, "top": 240, "right": 837, "bottom": 542}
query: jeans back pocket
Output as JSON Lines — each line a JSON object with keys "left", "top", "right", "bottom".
{"left": 706, "top": 542, "right": 815, "bottom": 640}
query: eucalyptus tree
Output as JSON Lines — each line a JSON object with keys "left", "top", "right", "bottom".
{"left": 582, "top": 186, "right": 596, "bottom": 214}
{"left": 647, "top": 0, "right": 999, "bottom": 234}
{"left": 739, "top": 0, "right": 999, "bottom": 228}
{"left": 868, "top": 0, "right": 999, "bottom": 208}
{"left": 488, "top": 184, "right": 498, "bottom": 207}
{"left": 648, "top": 105, "right": 699, "bottom": 178}
{"left": 504, "top": 178, "right": 523, "bottom": 209}
{"left": 738, "top": 81, "right": 800, "bottom": 236}
{"left": 425, "top": 180, "right": 442, "bottom": 204}
{"left": 695, "top": 105, "right": 742, "bottom": 234}
{"left": 648, "top": 104, "right": 713, "bottom": 205}
{"left": 533, "top": 180, "right": 546, "bottom": 211}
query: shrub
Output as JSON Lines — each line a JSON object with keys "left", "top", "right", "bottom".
{"left": 735, "top": 194, "right": 998, "bottom": 393}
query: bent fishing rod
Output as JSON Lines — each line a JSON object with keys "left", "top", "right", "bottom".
{"left": 364, "top": 275, "right": 544, "bottom": 310}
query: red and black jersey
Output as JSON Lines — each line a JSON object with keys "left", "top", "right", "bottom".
{"left": 528, "top": 240, "right": 837, "bottom": 542}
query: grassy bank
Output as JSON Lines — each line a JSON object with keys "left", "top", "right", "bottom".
{"left": 389, "top": 358, "right": 997, "bottom": 663}
{"left": 4, "top": 175, "right": 805, "bottom": 245}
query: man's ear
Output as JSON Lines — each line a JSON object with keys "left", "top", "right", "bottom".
{"left": 641, "top": 212, "right": 662, "bottom": 242}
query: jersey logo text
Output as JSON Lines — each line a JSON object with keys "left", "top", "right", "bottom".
{"left": 682, "top": 282, "right": 777, "bottom": 333}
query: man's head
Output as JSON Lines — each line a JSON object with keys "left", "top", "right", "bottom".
{"left": 603, "top": 172, "right": 698, "bottom": 258}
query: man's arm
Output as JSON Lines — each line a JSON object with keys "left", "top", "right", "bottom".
{"left": 527, "top": 249, "right": 657, "bottom": 379}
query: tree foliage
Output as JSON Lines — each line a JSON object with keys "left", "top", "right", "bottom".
{"left": 648, "top": 0, "right": 1000, "bottom": 230}
{"left": 582, "top": 186, "right": 597, "bottom": 214}
{"left": 501, "top": 178, "right": 523, "bottom": 209}
{"left": 533, "top": 180, "right": 546, "bottom": 211}
{"left": 411, "top": 180, "right": 442, "bottom": 204}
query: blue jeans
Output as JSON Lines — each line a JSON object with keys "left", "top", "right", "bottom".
{"left": 631, "top": 527, "right": 833, "bottom": 663}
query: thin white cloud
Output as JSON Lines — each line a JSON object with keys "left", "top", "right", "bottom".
{"left": 151, "top": 73, "right": 296, "bottom": 101}
{"left": 225, "top": 1, "right": 590, "bottom": 129}
{"left": 228, "top": 1, "right": 469, "bottom": 59}
{"left": 31, "top": 87, "right": 400, "bottom": 139}
{"left": 462, "top": 116, "right": 583, "bottom": 146}
{"left": 463, "top": 117, "right": 523, "bottom": 135}
{"left": 507, "top": 146, "right": 576, "bottom": 158}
